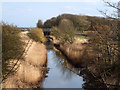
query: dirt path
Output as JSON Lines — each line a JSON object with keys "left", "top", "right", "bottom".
{"left": 2, "top": 31, "right": 47, "bottom": 88}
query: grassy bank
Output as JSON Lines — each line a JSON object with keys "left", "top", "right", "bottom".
{"left": 75, "top": 35, "right": 89, "bottom": 39}
{"left": 50, "top": 15, "right": 119, "bottom": 87}
{"left": 2, "top": 28, "right": 48, "bottom": 88}
{"left": 27, "top": 28, "right": 47, "bottom": 43}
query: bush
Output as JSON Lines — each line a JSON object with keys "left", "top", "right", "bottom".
{"left": 2, "top": 23, "right": 24, "bottom": 75}
{"left": 88, "top": 21, "right": 119, "bottom": 73}
{"left": 27, "top": 28, "right": 47, "bottom": 43}
{"left": 43, "top": 17, "right": 57, "bottom": 28}
{"left": 43, "top": 14, "right": 90, "bottom": 32}
{"left": 37, "top": 20, "right": 43, "bottom": 28}
{"left": 53, "top": 19, "right": 75, "bottom": 44}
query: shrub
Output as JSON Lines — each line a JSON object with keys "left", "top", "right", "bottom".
{"left": 37, "top": 20, "right": 43, "bottom": 28}
{"left": 68, "top": 15, "right": 90, "bottom": 32}
{"left": 88, "top": 21, "right": 119, "bottom": 72}
{"left": 43, "top": 14, "right": 90, "bottom": 32}
{"left": 56, "top": 14, "right": 90, "bottom": 31}
{"left": 27, "top": 28, "right": 47, "bottom": 43}
{"left": 53, "top": 19, "right": 75, "bottom": 44}
{"left": 2, "top": 23, "right": 24, "bottom": 75}
{"left": 43, "top": 17, "right": 57, "bottom": 28}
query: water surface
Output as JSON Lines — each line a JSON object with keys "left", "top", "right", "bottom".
{"left": 43, "top": 43, "right": 85, "bottom": 88}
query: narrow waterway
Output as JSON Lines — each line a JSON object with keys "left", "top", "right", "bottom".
{"left": 43, "top": 42, "right": 85, "bottom": 88}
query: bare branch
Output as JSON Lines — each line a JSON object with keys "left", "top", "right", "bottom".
{"left": 103, "top": 0, "right": 120, "bottom": 10}
{"left": 98, "top": 10, "right": 117, "bottom": 19}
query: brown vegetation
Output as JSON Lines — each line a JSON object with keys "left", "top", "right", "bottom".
{"left": 48, "top": 4, "right": 119, "bottom": 86}
{"left": 2, "top": 23, "right": 24, "bottom": 77}
{"left": 27, "top": 28, "right": 47, "bottom": 43}
{"left": 25, "top": 42, "right": 47, "bottom": 67}
{"left": 51, "top": 36, "right": 95, "bottom": 67}
{"left": 2, "top": 31, "right": 47, "bottom": 88}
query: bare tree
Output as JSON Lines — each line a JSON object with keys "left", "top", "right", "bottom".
{"left": 87, "top": 1, "right": 120, "bottom": 88}
{"left": 99, "top": 1, "right": 120, "bottom": 19}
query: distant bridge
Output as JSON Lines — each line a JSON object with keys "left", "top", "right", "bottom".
{"left": 43, "top": 28, "right": 53, "bottom": 36}
{"left": 18, "top": 27, "right": 33, "bottom": 31}
{"left": 18, "top": 27, "right": 53, "bottom": 36}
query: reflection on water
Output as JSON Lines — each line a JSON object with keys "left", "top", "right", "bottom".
{"left": 43, "top": 42, "right": 84, "bottom": 88}
{"left": 43, "top": 42, "right": 107, "bottom": 88}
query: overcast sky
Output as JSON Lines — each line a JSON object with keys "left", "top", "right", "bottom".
{"left": 1, "top": 0, "right": 119, "bottom": 27}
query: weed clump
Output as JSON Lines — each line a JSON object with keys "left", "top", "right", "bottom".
{"left": 27, "top": 28, "right": 47, "bottom": 43}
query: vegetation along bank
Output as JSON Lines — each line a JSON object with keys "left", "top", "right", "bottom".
{"left": 38, "top": 13, "right": 119, "bottom": 88}
{"left": 2, "top": 24, "right": 48, "bottom": 88}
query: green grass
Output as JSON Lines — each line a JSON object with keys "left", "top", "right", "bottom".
{"left": 75, "top": 35, "right": 90, "bottom": 39}
{"left": 75, "top": 31, "right": 91, "bottom": 39}
{"left": 75, "top": 31, "right": 89, "bottom": 34}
